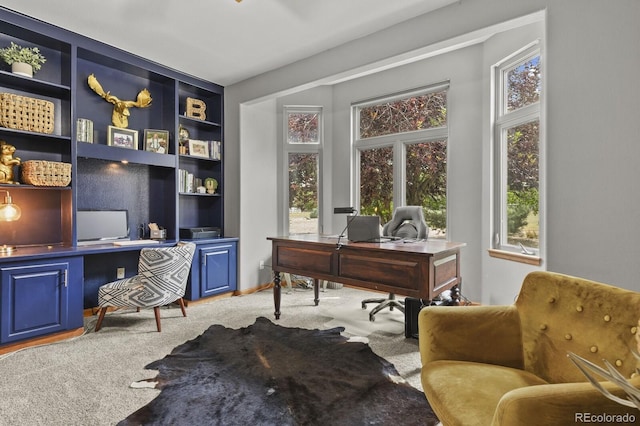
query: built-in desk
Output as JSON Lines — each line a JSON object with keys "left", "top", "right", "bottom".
{"left": 268, "top": 235, "right": 465, "bottom": 319}
{"left": 0, "top": 237, "right": 237, "bottom": 351}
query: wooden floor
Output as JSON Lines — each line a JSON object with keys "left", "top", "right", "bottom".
{"left": 0, "top": 328, "right": 84, "bottom": 355}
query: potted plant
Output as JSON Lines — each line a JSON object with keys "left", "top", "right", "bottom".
{"left": 0, "top": 42, "right": 46, "bottom": 77}
{"left": 204, "top": 177, "right": 218, "bottom": 194}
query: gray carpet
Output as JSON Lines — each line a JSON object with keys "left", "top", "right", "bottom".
{"left": 0, "top": 285, "right": 423, "bottom": 426}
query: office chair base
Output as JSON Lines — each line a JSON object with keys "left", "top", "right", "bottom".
{"left": 362, "top": 296, "right": 405, "bottom": 322}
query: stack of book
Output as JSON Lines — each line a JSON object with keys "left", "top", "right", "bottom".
{"left": 178, "top": 170, "right": 204, "bottom": 193}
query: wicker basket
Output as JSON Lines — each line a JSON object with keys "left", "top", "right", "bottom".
{"left": 21, "top": 160, "right": 71, "bottom": 187}
{"left": 0, "top": 93, "right": 54, "bottom": 134}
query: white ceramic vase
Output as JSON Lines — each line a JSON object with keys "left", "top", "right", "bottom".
{"left": 11, "top": 62, "right": 33, "bottom": 78}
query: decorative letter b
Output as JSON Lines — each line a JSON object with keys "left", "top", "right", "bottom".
{"left": 186, "top": 97, "right": 207, "bottom": 121}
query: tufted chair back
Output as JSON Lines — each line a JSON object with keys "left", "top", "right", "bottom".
{"left": 515, "top": 271, "right": 640, "bottom": 384}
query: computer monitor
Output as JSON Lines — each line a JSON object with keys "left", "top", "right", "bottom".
{"left": 77, "top": 210, "right": 130, "bottom": 245}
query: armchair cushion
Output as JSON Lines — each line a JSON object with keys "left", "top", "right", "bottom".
{"left": 422, "top": 360, "right": 548, "bottom": 426}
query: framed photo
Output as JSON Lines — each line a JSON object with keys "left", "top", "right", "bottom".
{"left": 108, "top": 126, "right": 138, "bottom": 150}
{"left": 144, "top": 129, "right": 169, "bottom": 154}
{"left": 188, "top": 139, "right": 209, "bottom": 158}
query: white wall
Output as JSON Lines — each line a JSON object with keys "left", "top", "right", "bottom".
{"left": 544, "top": 1, "right": 640, "bottom": 287}
{"left": 226, "top": 0, "right": 640, "bottom": 301}
{"left": 238, "top": 98, "right": 278, "bottom": 288}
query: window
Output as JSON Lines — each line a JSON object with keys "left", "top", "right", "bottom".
{"left": 492, "top": 46, "right": 542, "bottom": 258}
{"left": 359, "top": 146, "right": 394, "bottom": 222}
{"left": 406, "top": 140, "right": 447, "bottom": 236}
{"left": 353, "top": 84, "right": 448, "bottom": 237}
{"left": 287, "top": 110, "right": 320, "bottom": 144}
{"left": 285, "top": 107, "right": 322, "bottom": 234}
{"left": 288, "top": 152, "right": 319, "bottom": 234}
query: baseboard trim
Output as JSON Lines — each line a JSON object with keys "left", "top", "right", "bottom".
{"left": 0, "top": 327, "right": 84, "bottom": 355}
{"left": 237, "top": 282, "right": 274, "bottom": 295}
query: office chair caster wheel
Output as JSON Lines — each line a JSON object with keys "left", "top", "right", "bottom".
{"left": 369, "top": 314, "right": 375, "bottom": 322}
{"left": 362, "top": 303, "right": 367, "bottom": 309}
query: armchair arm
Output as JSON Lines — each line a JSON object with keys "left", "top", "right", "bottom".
{"left": 419, "top": 305, "right": 523, "bottom": 369}
{"left": 492, "top": 380, "right": 640, "bottom": 426}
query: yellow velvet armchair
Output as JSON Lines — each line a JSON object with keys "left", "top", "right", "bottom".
{"left": 419, "top": 271, "right": 640, "bottom": 426}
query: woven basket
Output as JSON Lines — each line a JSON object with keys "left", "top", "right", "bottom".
{"left": 0, "top": 93, "right": 54, "bottom": 134}
{"left": 21, "top": 160, "right": 71, "bottom": 187}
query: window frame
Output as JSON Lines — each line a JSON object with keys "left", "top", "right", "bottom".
{"left": 491, "top": 43, "right": 544, "bottom": 262}
{"left": 283, "top": 105, "right": 324, "bottom": 235}
{"left": 352, "top": 83, "right": 449, "bottom": 233}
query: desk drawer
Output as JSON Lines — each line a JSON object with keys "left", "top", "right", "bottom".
{"left": 275, "top": 246, "right": 334, "bottom": 275}
{"left": 339, "top": 253, "right": 420, "bottom": 291}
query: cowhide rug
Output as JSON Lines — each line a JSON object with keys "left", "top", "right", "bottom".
{"left": 120, "top": 317, "right": 439, "bottom": 426}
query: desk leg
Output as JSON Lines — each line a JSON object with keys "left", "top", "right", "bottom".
{"left": 273, "top": 271, "right": 282, "bottom": 319}
{"left": 313, "top": 279, "right": 320, "bottom": 306}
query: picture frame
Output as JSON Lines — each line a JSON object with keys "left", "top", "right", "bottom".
{"left": 108, "top": 126, "right": 138, "bottom": 150}
{"left": 143, "top": 129, "right": 169, "bottom": 154}
{"left": 188, "top": 139, "right": 209, "bottom": 158}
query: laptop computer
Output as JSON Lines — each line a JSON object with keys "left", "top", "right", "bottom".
{"left": 347, "top": 215, "right": 382, "bottom": 242}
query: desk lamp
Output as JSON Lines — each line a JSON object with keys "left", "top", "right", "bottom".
{"left": 0, "top": 189, "right": 21, "bottom": 254}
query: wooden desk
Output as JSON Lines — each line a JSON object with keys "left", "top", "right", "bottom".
{"left": 268, "top": 235, "right": 465, "bottom": 319}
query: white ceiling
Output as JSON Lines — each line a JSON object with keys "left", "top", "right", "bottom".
{"left": 0, "top": 0, "right": 458, "bottom": 86}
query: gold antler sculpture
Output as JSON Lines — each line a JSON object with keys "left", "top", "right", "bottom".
{"left": 87, "top": 74, "right": 152, "bottom": 128}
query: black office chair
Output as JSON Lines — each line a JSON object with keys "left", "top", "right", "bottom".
{"left": 361, "top": 206, "right": 429, "bottom": 321}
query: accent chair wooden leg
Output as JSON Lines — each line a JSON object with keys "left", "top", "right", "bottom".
{"left": 95, "top": 307, "right": 107, "bottom": 332}
{"left": 136, "top": 307, "right": 140, "bottom": 312}
{"left": 153, "top": 306, "right": 161, "bottom": 332}
{"left": 178, "top": 298, "right": 187, "bottom": 317}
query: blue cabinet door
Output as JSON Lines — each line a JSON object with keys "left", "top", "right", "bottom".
{"left": 0, "top": 258, "right": 83, "bottom": 344}
{"left": 200, "top": 242, "right": 237, "bottom": 298}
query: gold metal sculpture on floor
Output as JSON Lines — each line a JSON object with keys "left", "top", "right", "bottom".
{"left": 87, "top": 74, "right": 152, "bottom": 128}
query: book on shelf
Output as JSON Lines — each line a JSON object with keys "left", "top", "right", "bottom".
{"left": 210, "top": 140, "right": 221, "bottom": 160}
{"left": 179, "top": 169, "right": 194, "bottom": 193}
{"left": 179, "top": 169, "right": 208, "bottom": 193}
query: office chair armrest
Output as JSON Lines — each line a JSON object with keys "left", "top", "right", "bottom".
{"left": 419, "top": 305, "right": 523, "bottom": 368}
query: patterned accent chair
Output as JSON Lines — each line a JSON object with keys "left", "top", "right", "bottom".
{"left": 95, "top": 242, "right": 196, "bottom": 332}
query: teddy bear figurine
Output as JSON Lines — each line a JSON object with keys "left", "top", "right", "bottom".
{"left": 0, "top": 140, "right": 21, "bottom": 184}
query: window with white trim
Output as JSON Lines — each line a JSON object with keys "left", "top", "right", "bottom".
{"left": 285, "top": 106, "right": 322, "bottom": 235}
{"left": 353, "top": 83, "right": 449, "bottom": 238}
{"left": 492, "top": 45, "right": 542, "bottom": 257}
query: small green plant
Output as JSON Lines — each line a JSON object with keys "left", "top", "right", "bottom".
{"left": 0, "top": 42, "right": 46, "bottom": 72}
